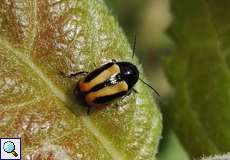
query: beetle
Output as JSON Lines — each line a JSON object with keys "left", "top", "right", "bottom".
{"left": 80, "top": 61, "right": 138, "bottom": 110}
{"left": 62, "top": 36, "right": 159, "bottom": 113}
{"left": 64, "top": 60, "right": 159, "bottom": 114}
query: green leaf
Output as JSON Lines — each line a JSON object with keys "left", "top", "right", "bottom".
{"left": 163, "top": 0, "right": 230, "bottom": 158}
{"left": 200, "top": 154, "right": 230, "bottom": 160}
{"left": 158, "top": 131, "right": 190, "bottom": 160}
{"left": 0, "top": 0, "right": 162, "bottom": 159}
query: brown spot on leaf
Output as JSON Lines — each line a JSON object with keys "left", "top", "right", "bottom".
{"left": 33, "top": 16, "right": 69, "bottom": 58}
{"left": 0, "top": 1, "right": 24, "bottom": 44}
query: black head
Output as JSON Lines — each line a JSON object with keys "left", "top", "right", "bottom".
{"left": 116, "top": 62, "right": 139, "bottom": 90}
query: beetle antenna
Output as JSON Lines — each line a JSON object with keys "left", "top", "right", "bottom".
{"left": 132, "top": 34, "right": 137, "bottom": 59}
{"left": 139, "top": 78, "right": 160, "bottom": 97}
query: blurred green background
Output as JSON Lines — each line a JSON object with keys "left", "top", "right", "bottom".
{"left": 104, "top": 0, "right": 189, "bottom": 159}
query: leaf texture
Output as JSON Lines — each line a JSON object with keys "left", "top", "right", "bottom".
{"left": 0, "top": 0, "right": 162, "bottom": 159}
{"left": 200, "top": 153, "right": 230, "bottom": 160}
{"left": 164, "top": 0, "right": 230, "bottom": 158}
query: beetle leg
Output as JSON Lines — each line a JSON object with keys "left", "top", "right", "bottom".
{"left": 112, "top": 59, "right": 117, "bottom": 63}
{"left": 60, "top": 71, "right": 88, "bottom": 78}
{"left": 115, "top": 88, "right": 139, "bottom": 108}
{"left": 115, "top": 90, "right": 132, "bottom": 107}
{"left": 68, "top": 71, "right": 89, "bottom": 77}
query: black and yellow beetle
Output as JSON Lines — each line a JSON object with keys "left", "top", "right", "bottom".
{"left": 63, "top": 37, "right": 159, "bottom": 113}
{"left": 65, "top": 60, "right": 159, "bottom": 114}
{"left": 79, "top": 61, "right": 138, "bottom": 106}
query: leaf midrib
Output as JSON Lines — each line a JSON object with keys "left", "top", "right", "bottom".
{"left": 0, "top": 38, "right": 123, "bottom": 160}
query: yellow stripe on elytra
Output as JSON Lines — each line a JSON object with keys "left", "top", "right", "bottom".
{"left": 85, "top": 81, "right": 128, "bottom": 105}
{"left": 80, "top": 64, "right": 120, "bottom": 92}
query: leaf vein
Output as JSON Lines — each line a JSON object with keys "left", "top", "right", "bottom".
{"left": 203, "top": 0, "right": 230, "bottom": 76}
{"left": 30, "top": 0, "right": 38, "bottom": 50}
{"left": 184, "top": 81, "right": 220, "bottom": 152}
{"left": 0, "top": 38, "right": 123, "bottom": 160}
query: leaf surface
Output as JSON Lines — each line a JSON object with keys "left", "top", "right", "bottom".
{"left": 201, "top": 154, "right": 230, "bottom": 160}
{"left": 164, "top": 0, "right": 230, "bottom": 158}
{"left": 0, "top": 0, "right": 162, "bottom": 159}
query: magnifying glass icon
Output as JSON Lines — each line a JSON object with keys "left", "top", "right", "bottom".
{"left": 3, "top": 141, "right": 18, "bottom": 157}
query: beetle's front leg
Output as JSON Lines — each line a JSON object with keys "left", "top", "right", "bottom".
{"left": 60, "top": 71, "right": 89, "bottom": 78}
